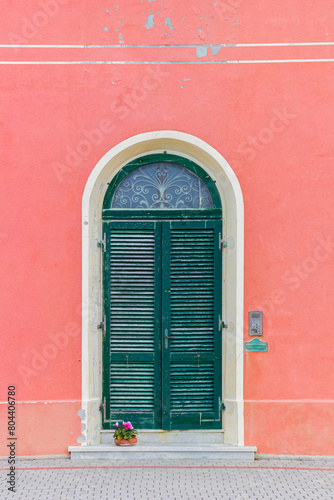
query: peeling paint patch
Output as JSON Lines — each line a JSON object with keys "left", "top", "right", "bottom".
{"left": 146, "top": 14, "right": 155, "bottom": 29}
{"left": 78, "top": 408, "right": 86, "bottom": 420}
{"left": 118, "top": 33, "right": 124, "bottom": 44}
{"left": 183, "top": 78, "right": 190, "bottom": 81}
{"left": 180, "top": 85, "right": 184, "bottom": 89}
{"left": 165, "top": 17, "right": 175, "bottom": 30}
{"left": 196, "top": 45, "right": 208, "bottom": 58}
{"left": 212, "top": 45, "right": 222, "bottom": 56}
{"left": 76, "top": 434, "right": 86, "bottom": 444}
{"left": 104, "top": 27, "right": 108, "bottom": 32}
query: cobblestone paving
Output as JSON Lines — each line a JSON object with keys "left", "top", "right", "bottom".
{"left": 1, "top": 458, "right": 334, "bottom": 499}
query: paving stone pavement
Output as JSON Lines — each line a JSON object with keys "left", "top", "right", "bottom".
{"left": 1, "top": 458, "right": 334, "bottom": 500}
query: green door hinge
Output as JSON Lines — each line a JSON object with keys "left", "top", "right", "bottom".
{"left": 218, "top": 397, "right": 226, "bottom": 419}
{"left": 97, "top": 315, "right": 106, "bottom": 332}
{"left": 99, "top": 397, "right": 106, "bottom": 419}
{"left": 219, "top": 233, "right": 228, "bottom": 250}
{"left": 97, "top": 233, "right": 106, "bottom": 251}
{"left": 218, "top": 315, "right": 228, "bottom": 331}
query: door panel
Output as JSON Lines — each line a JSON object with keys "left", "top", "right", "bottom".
{"left": 162, "top": 220, "right": 222, "bottom": 430}
{"left": 102, "top": 221, "right": 162, "bottom": 429}
{"left": 102, "top": 220, "right": 222, "bottom": 430}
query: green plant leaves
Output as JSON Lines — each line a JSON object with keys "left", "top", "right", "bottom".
{"left": 112, "top": 422, "right": 138, "bottom": 441}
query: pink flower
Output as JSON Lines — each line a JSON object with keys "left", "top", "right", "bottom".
{"left": 113, "top": 422, "right": 119, "bottom": 428}
{"left": 122, "top": 421, "right": 133, "bottom": 430}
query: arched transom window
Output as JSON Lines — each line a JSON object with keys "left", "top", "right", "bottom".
{"left": 111, "top": 162, "right": 214, "bottom": 210}
{"left": 102, "top": 154, "right": 222, "bottom": 219}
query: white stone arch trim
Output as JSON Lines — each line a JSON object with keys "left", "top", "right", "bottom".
{"left": 81, "top": 131, "right": 244, "bottom": 446}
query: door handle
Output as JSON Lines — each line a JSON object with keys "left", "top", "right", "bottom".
{"left": 164, "top": 329, "right": 171, "bottom": 349}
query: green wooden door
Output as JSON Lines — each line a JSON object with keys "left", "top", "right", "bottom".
{"left": 102, "top": 219, "right": 222, "bottom": 430}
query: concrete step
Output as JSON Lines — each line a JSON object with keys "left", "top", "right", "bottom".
{"left": 100, "top": 429, "right": 225, "bottom": 445}
{"left": 69, "top": 443, "right": 256, "bottom": 461}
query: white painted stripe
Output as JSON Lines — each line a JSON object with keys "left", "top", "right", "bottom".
{"left": 0, "top": 399, "right": 83, "bottom": 405}
{"left": 0, "top": 42, "right": 334, "bottom": 48}
{"left": 1, "top": 59, "right": 334, "bottom": 64}
{"left": 245, "top": 399, "right": 334, "bottom": 403}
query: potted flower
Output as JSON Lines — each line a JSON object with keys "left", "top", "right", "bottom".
{"left": 113, "top": 421, "right": 138, "bottom": 446}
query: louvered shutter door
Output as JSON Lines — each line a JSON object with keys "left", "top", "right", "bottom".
{"left": 103, "top": 219, "right": 222, "bottom": 430}
{"left": 162, "top": 220, "right": 222, "bottom": 430}
{"left": 102, "top": 221, "right": 162, "bottom": 429}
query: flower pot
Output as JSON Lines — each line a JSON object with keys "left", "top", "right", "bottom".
{"left": 114, "top": 437, "right": 138, "bottom": 446}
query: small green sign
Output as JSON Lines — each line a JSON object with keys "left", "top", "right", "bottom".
{"left": 244, "top": 338, "right": 268, "bottom": 352}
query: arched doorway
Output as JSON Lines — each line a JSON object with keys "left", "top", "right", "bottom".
{"left": 79, "top": 131, "right": 245, "bottom": 448}
{"left": 101, "top": 154, "right": 223, "bottom": 430}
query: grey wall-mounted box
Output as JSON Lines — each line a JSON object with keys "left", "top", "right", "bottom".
{"left": 248, "top": 311, "right": 263, "bottom": 336}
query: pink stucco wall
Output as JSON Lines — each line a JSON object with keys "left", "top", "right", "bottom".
{"left": 1, "top": 1, "right": 334, "bottom": 456}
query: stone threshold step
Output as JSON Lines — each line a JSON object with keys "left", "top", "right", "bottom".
{"left": 69, "top": 444, "right": 257, "bottom": 461}
{"left": 100, "top": 430, "right": 225, "bottom": 433}
{"left": 100, "top": 429, "right": 225, "bottom": 445}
